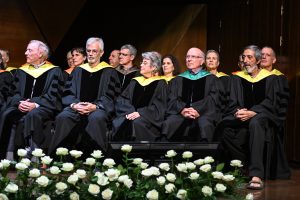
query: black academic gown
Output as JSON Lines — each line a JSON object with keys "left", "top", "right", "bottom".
{"left": 115, "top": 65, "right": 140, "bottom": 92}
{"left": 0, "top": 70, "right": 13, "bottom": 112}
{"left": 215, "top": 72, "right": 230, "bottom": 123}
{"left": 161, "top": 69, "right": 219, "bottom": 142}
{"left": 48, "top": 62, "right": 120, "bottom": 154}
{"left": 112, "top": 76, "right": 167, "bottom": 141}
{"left": 0, "top": 63, "right": 64, "bottom": 158}
{"left": 217, "top": 69, "right": 290, "bottom": 180}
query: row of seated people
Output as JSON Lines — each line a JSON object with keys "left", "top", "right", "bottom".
{"left": 0, "top": 38, "right": 290, "bottom": 190}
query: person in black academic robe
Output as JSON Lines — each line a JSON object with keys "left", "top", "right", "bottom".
{"left": 0, "top": 55, "right": 14, "bottom": 112}
{"left": 0, "top": 40, "right": 64, "bottom": 159}
{"left": 204, "top": 50, "right": 230, "bottom": 125}
{"left": 115, "top": 44, "right": 140, "bottom": 92}
{"left": 48, "top": 37, "right": 120, "bottom": 156}
{"left": 112, "top": 51, "right": 167, "bottom": 142}
{"left": 260, "top": 46, "right": 291, "bottom": 179}
{"left": 217, "top": 45, "right": 290, "bottom": 191}
{"left": 161, "top": 47, "right": 219, "bottom": 142}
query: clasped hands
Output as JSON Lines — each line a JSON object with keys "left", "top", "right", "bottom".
{"left": 234, "top": 108, "right": 256, "bottom": 121}
{"left": 71, "top": 102, "right": 97, "bottom": 115}
{"left": 19, "top": 99, "right": 36, "bottom": 112}
{"left": 126, "top": 112, "right": 140, "bottom": 120}
{"left": 181, "top": 107, "right": 200, "bottom": 119}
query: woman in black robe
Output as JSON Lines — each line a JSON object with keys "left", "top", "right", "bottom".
{"left": 112, "top": 51, "right": 167, "bottom": 142}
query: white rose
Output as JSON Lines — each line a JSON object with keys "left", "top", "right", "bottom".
{"left": 245, "top": 193, "right": 254, "bottom": 200}
{"left": 91, "top": 150, "right": 103, "bottom": 159}
{"left": 36, "top": 194, "right": 51, "bottom": 200}
{"left": 140, "top": 162, "right": 149, "bottom": 169}
{"left": 150, "top": 166, "right": 160, "bottom": 176}
{"left": 103, "top": 158, "right": 115, "bottom": 168}
{"left": 156, "top": 176, "right": 166, "bottom": 185}
{"left": 200, "top": 164, "right": 211, "bottom": 173}
{"left": 41, "top": 156, "right": 53, "bottom": 165}
{"left": 29, "top": 168, "right": 41, "bottom": 178}
{"left": 182, "top": 151, "right": 193, "bottom": 159}
{"left": 97, "top": 173, "right": 109, "bottom": 186}
{"left": 124, "top": 178, "right": 133, "bottom": 189}
{"left": 102, "top": 188, "right": 113, "bottom": 200}
{"left": 121, "top": 144, "right": 132, "bottom": 153}
{"left": 141, "top": 168, "right": 153, "bottom": 177}
{"left": 20, "top": 158, "right": 31, "bottom": 166}
{"left": 118, "top": 175, "right": 129, "bottom": 183}
{"left": 70, "top": 150, "right": 83, "bottom": 158}
{"left": 176, "top": 163, "right": 188, "bottom": 173}
{"left": 61, "top": 163, "right": 74, "bottom": 172}
{"left": 67, "top": 174, "right": 79, "bottom": 185}
{"left": 56, "top": 182, "right": 67, "bottom": 191}
{"left": 166, "top": 173, "right": 176, "bottom": 182}
{"left": 230, "top": 159, "right": 243, "bottom": 168}
{"left": 70, "top": 192, "right": 80, "bottom": 200}
{"left": 84, "top": 157, "right": 96, "bottom": 166}
{"left": 222, "top": 174, "right": 235, "bottom": 182}
{"left": 189, "top": 172, "right": 199, "bottom": 180}
{"left": 212, "top": 171, "right": 224, "bottom": 179}
{"left": 17, "top": 149, "right": 27, "bottom": 157}
{"left": 165, "top": 183, "right": 176, "bottom": 193}
{"left": 32, "top": 148, "right": 45, "bottom": 157}
{"left": 165, "top": 150, "right": 177, "bottom": 158}
{"left": 146, "top": 189, "right": 159, "bottom": 200}
{"left": 36, "top": 176, "right": 49, "bottom": 187}
{"left": 56, "top": 147, "right": 69, "bottom": 156}
{"left": 133, "top": 158, "right": 143, "bottom": 165}
{"left": 215, "top": 183, "right": 226, "bottom": 192}
{"left": 76, "top": 169, "right": 87, "bottom": 179}
{"left": 50, "top": 166, "right": 61, "bottom": 174}
{"left": 0, "top": 163, "right": 2, "bottom": 170}
{"left": 4, "top": 183, "right": 18, "bottom": 193}
{"left": 202, "top": 186, "right": 213, "bottom": 197}
{"left": 193, "top": 158, "right": 204, "bottom": 166}
{"left": 176, "top": 189, "right": 187, "bottom": 200}
{"left": 88, "top": 184, "right": 100, "bottom": 195}
{"left": 1, "top": 159, "right": 11, "bottom": 168}
{"left": 15, "top": 162, "right": 28, "bottom": 171}
{"left": 0, "top": 193, "right": 8, "bottom": 200}
{"left": 204, "top": 156, "right": 214, "bottom": 164}
{"left": 186, "top": 162, "right": 196, "bottom": 170}
{"left": 105, "top": 168, "right": 120, "bottom": 181}
{"left": 159, "top": 163, "right": 170, "bottom": 171}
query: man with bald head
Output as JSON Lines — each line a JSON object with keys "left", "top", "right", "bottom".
{"left": 161, "top": 47, "right": 219, "bottom": 142}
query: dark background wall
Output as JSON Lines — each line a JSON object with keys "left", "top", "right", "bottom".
{"left": 0, "top": 0, "right": 299, "bottom": 166}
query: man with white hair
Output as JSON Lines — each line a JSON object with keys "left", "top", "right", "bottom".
{"left": 48, "top": 37, "right": 121, "bottom": 155}
{"left": 0, "top": 40, "right": 64, "bottom": 159}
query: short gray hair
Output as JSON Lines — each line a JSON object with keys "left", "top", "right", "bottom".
{"left": 121, "top": 44, "right": 137, "bottom": 57}
{"left": 243, "top": 45, "right": 261, "bottom": 61}
{"left": 29, "top": 40, "right": 50, "bottom": 60}
{"left": 142, "top": 51, "right": 162, "bottom": 74}
{"left": 86, "top": 37, "right": 104, "bottom": 51}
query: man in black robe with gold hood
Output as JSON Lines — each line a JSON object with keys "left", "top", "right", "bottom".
{"left": 161, "top": 47, "right": 219, "bottom": 142}
{"left": 48, "top": 37, "right": 120, "bottom": 155}
{"left": 217, "top": 45, "right": 290, "bottom": 190}
{"left": 0, "top": 40, "right": 64, "bottom": 159}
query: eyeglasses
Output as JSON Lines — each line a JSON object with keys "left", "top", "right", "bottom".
{"left": 185, "top": 55, "right": 203, "bottom": 59}
{"left": 86, "top": 49, "right": 100, "bottom": 54}
{"left": 120, "top": 53, "right": 130, "bottom": 56}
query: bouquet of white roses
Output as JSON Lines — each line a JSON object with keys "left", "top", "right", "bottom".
{"left": 0, "top": 145, "right": 253, "bottom": 200}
